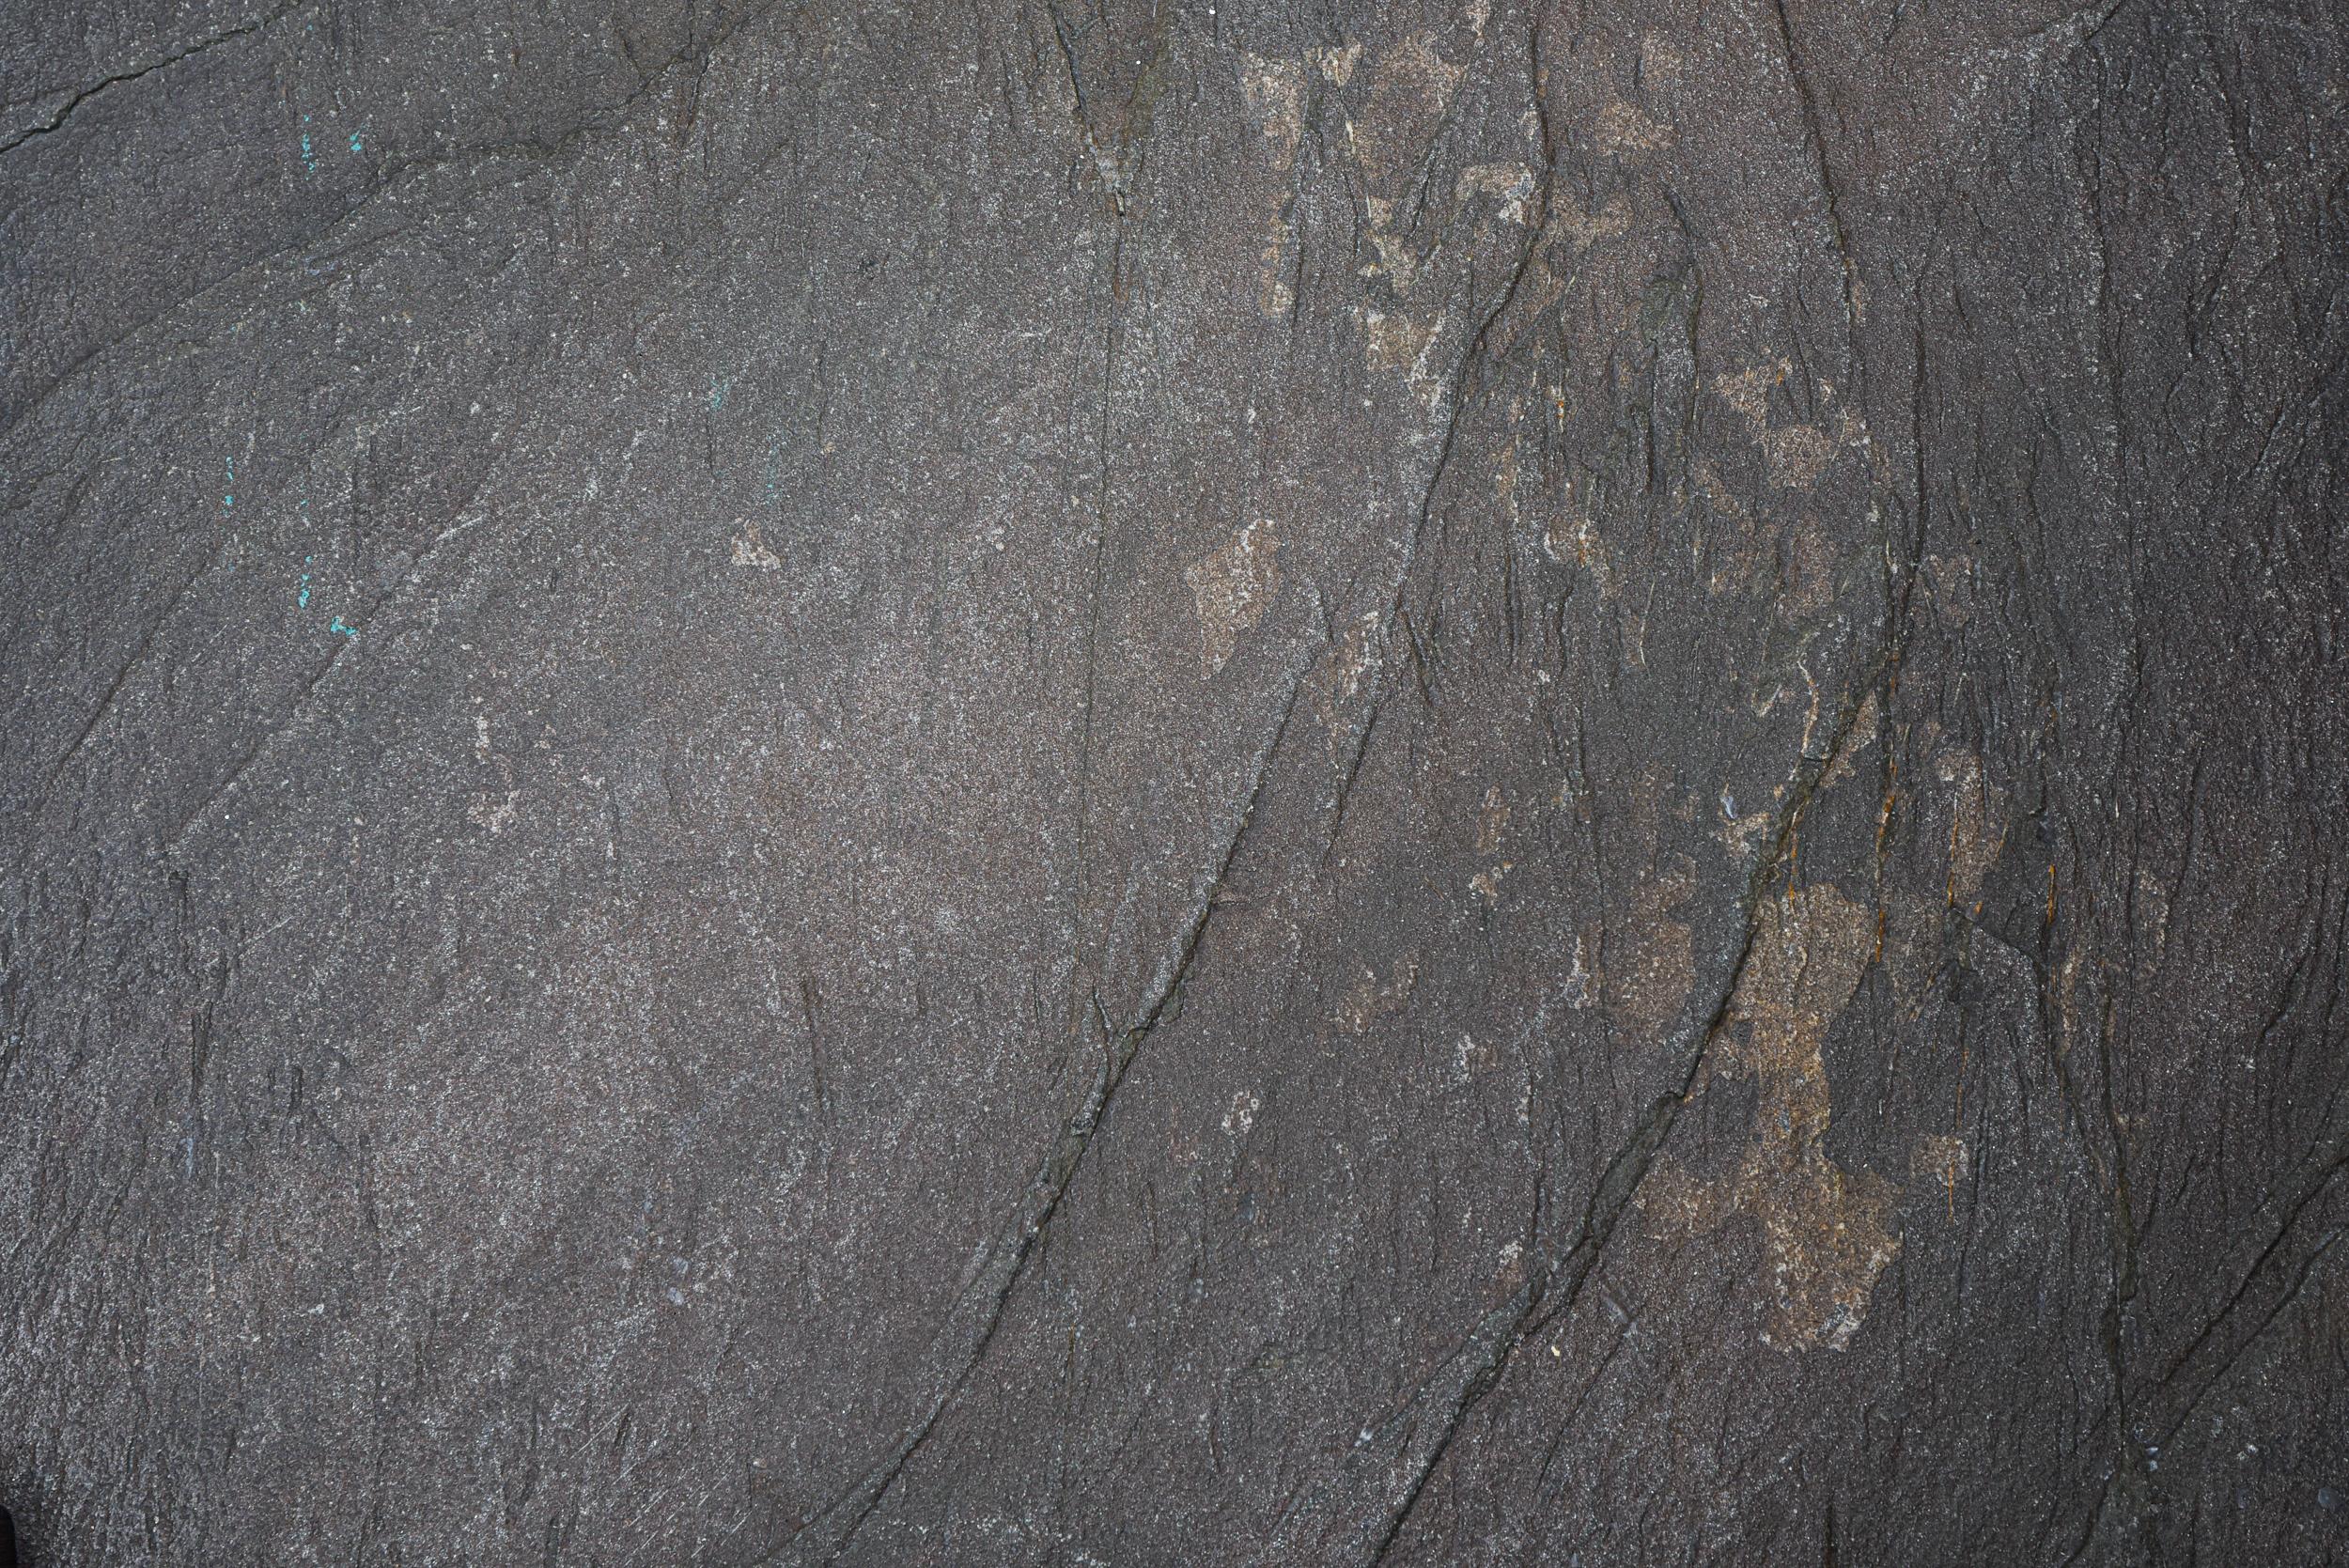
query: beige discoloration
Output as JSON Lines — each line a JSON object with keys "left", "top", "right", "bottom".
{"left": 1240, "top": 54, "right": 1306, "bottom": 315}
{"left": 1363, "top": 303, "right": 1439, "bottom": 372}
{"left": 1696, "top": 470, "right": 1848, "bottom": 614}
{"left": 1239, "top": 54, "right": 1304, "bottom": 160}
{"left": 1456, "top": 1032, "right": 1501, "bottom": 1080}
{"left": 1612, "top": 859, "right": 1696, "bottom": 1042}
{"left": 1338, "top": 952, "right": 1420, "bottom": 1034}
{"left": 1470, "top": 862, "right": 1514, "bottom": 905}
{"left": 1644, "top": 886, "right": 1902, "bottom": 1351}
{"left": 1713, "top": 362, "right": 1863, "bottom": 489}
{"left": 1455, "top": 162, "right": 1538, "bottom": 225}
{"left": 1314, "top": 42, "right": 1361, "bottom": 85}
{"left": 1563, "top": 926, "right": 1602, "bottom": 1010}
{"left": 1696, "top": 461, "right": 1758, "bottom": 598}
{"left": 1717, "top": 797, "right": 1779, "bottom": 860}
{"left": 468, "top": 790, "right": 519, "bottom": 834}
{"left": 1382, "top": 32, "right": 1466, "bottom": 113}
{"left": 1782, "top": 511, "right": 1839, "bottom": 617}
{"left": 1360, "top": 198, "right": 1422, "bottom": 290}
{"left": 1541, "top": 510, "right": 1611, "bottom": 596}
{"left": 1714, "top": 361, "right": 1785, "bottom": 426}
{"left": 1640, "top": 31, "right": 1686, "bottom": 81}
{"left": 1340, "top": 33, "right": 1501, "bottom": 412}
{"left": 1912, "top": 1132, "right": 1970, "bottom": 1218}
{"left": 1340, "top": 32, "right": 1466, "bottom": 198}
{"left": 731, "top": 520, "right": 783, "bottom": 570}
{"left": 1256, "top": 225, "right": 1299, "bottom": 315}
{"left": 1767, "top": 424, "right": 1842, "bottom": 489}
{"left": 1222, "top": 1090, "right": 1262, "bottom": 1136}
{"left": 1873, "top": 889, "right": 1947, "bottom": 1017}
{"left": 1551, "top": 190, "right": 1632, "bottom": 252}
{"left": 1313, "top": 610, "right": 1382, "bottom": 749}
{"left": 1476, "top": 784, "right": 1511, "bottom": 856}
{"left": 1936, "top": 750, "right": 2009, "bottom": 908}
{"left": 1495, "top": 432, "right": 1526, "bottom": 526}
{"left": 1185, "top": 518, "right": 1282, "bottom": 675}
{"left": 1592, "top": 100, "right": 1675, "bottom": 154}
{"left": 1820, "top": 691, "right": 1881, "bottom": 789}
{"left": 1362, "top": 304, "right": 1448, "bottom": 412}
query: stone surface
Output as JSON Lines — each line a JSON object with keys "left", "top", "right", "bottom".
{"left": 3, "top": 1, "right": 2345, "bottom": 1563}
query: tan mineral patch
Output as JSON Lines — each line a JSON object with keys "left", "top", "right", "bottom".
{"left": 1455, "top": 162, "right": 1537, "bottom": 225}
{"left": 1360, "top": 198, "right": 1420, "bottom": 289}
{"left": 1713, "top": 362, "right": 1853, "bottom": 489}
{"left": 1313, "top": 610, "right": 1382, "bottom": 748}
{"left": 1185, "top": 519, "right": 1282, "bottom": 676}
{"left": 1717, "top": 797, "right": 1778, "bottom": 860}
{"left": 1593, "top": 100, "right": 1675, "bottom": 154}
{"left": 1644, "top": 885, "right": 1902, "bottom": 1351}
{"left": 1782, "top": 510, "right": 1838, "bottom": 616}
{"left": 1343, "top": 32, "right": 1465, "bottom": 191}
{"left": 1239, "top": 54, "right": 1304, "bottom": 163}
{"left": 1819, "top": 691, "right": 1880, "bottom": 790}
{"left": 1612, "top": 859, "right": 1696, "bottom": 1042}
{"left": 1541, "top": 512, "right": 1611, "bottom": 595}
{"left": 1338, "top": 952, "right": 1420, "bottom": 1034}
{"left": 1240, "top": 55, "right": 1306, "bottom": 316}
{"left": 1713, "top": 361, "right": 1787, "bottom": 427}
{"left": 1476, "top": 784, "right": 1511, "bottom": 856}
{"left": 1315, "top": 42, "right": 1361, "bottom": 85}
{"left": 1563, "top": 925, "right": 1602, "bottom": 1010}
{"left": 1935, "top": 750, "right": 2009, "bottom": 908}
{"left": 1382, "top": 33, "right": 1465, "bottom": 111}
{"left": 1766, "top": 425, "right": 1842, "bottom": 489}
{"left": 1551, "top": 191, "right": 1631, "bottom": 252}
{"left": 731, "top": 521, "right": 783, "bottom": 570}
{"left": 1257, "top": 220, "right": 1298, "bottom": 315}
{"left": 1362, "top": 305, "right": 1447, "bottom": 412}
{"left": 1640, "top": 31, "right": 1686, "bottom": 82}
{"left": 1912, "top": 1132, "right": 1969, "bottom": 1188}
{"left": 468, "top": 790, "right": 519, "bottom": 833}
{"left": 1495, "top": 434, "right": 1524, "bottom": 524}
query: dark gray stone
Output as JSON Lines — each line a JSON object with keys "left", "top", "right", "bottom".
{"left": 3, "top": 1, "right": 2344, "bottom": 1562}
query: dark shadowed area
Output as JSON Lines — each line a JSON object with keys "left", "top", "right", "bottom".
{"left": 3, "top": 1, "right": 2345, "bottom": 1563}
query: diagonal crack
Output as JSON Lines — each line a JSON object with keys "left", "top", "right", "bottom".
{"left": 1262, "top": 617, "right": 1890, "bottom": 1566}
{"left": 764, "top": 649, "right": 1317, "bottom": 1565}
{"left": 0, "top": 0, "right": 311, "bottom": 157}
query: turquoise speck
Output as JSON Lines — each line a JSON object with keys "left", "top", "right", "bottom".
{"left": 330, "top": 616, "right": 358, "bottom": 641}
{"left": 350, "top": 132, "right": 365, "bottom": 153}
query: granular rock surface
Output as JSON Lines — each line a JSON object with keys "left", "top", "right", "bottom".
{"left": 3, "top": 2, "right": 2344, "bottom": 1563}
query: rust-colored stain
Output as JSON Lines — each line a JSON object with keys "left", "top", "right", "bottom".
{"left": 1647, "top": 885, "right": 1901, "bottom": 1351}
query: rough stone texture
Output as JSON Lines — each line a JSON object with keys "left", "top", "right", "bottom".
{"left": 3, "top": 2, "right": 2345, "bottom": 1563}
